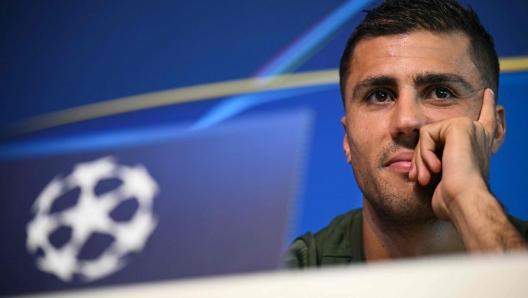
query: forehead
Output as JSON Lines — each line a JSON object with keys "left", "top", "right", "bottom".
{"left": 345, "top": 30, "right": 481, "bottom": 95}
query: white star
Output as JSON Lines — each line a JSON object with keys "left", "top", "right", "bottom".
{"left": 37, "top": 245, "right": 77, "bottom": 282}
{"left": 61, "top": 190, "right": 114, "bottom": 245}
{"left": 119, "top": 165, "right": 158, "bottom": 205}
{"left": 114, "top": 212, "right": 157, "bottom": 252}
{"left": 26, "top": 216, "right": 58, "bottom": 252}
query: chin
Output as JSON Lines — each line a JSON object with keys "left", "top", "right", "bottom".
{"left": 362, "top": 174, "right": 439, "bottom": 226}
{"left": 352, "top": 162, "right": 441, "bottom": 225}
{"left": 374, "top": 194, "right": 435, "bottom": 226}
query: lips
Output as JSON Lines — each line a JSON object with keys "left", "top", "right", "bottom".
{"left": 384, "top": 151, "right": 414, "bottom": 173}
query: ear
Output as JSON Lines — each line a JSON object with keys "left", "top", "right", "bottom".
{"left": 491, "top": 104, "right": 506, "bottom": 154}
{"left": 341, "top": 117, "right": 352, "bottom": 164}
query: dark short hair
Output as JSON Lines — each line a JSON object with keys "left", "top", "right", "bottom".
{"left": 339, "top": 0, "right": 499, "bottom": 103}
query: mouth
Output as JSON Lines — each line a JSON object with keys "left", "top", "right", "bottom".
{"left": 383, "top": 151, "right": 414, "bottom": 173}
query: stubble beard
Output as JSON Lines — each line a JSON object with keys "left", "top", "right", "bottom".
{"left": 352, "top": 141, "right": 440, "bottom": 230}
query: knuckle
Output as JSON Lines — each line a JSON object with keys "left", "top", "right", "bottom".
{"left": 458, "top": 117, "right": 473, "bottom": 127}
{"left": 443, "top": 117, "right": 473, "bottom": 135}
{"left": 418, "top": 121, "right": 436, "bottom": 133}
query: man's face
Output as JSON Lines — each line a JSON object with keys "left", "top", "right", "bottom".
{"left": 341, "top": 30, "right": 486, "bottom": 224}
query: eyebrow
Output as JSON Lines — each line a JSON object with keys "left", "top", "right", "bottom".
{"left": 351, "top": 75, "right": 398, "bottom": 100}
{"left": 414, "top": 72, "right": 475, "bottom": 93}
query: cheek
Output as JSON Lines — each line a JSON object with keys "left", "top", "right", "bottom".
{"left": 347, "top": 114, "right": 386, "bottom": 162}
{"left": 346, "top": 118, "right": 386, "bottom": 187}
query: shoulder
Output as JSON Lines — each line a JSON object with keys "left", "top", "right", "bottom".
{"left": 508, "top": 214, "right": 528, "bottom": 242}
{"left": 284, "top": 208, "right": 363, "bottom": 269}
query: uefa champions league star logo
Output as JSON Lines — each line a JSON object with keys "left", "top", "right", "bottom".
{"left": 26, "top": 156, "right": 159, "bottom": 282}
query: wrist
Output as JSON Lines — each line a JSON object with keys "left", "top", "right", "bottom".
{"left": 442, "top": 175, "right": 490, "bottom": 219}
{"left": 448, "top": 188, "right": 526, "bottom": 251}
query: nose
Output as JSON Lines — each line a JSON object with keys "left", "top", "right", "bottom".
{"left": 389, "top": 94, "right": 426, "bottom": 139}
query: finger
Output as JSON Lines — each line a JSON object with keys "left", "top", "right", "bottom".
{"left": 415, "top": 141, "right": 426, "bottom": 184}
{"left": 477, "top": 88, "right": 496, "bottom": 135}
{"left": 409, "top": 141, "right": 418, "bottom": 181}
{"left": 409, "top": 156, "right": 415, "bottom": 181}
{"left": 416, "top": 141, "right": 430, "bottom": 186}
{"left": 417, "top": 123, "right": 447, "bottom": 185}
{"left": 420, "top": 130, "right": 442, "bottom": 174}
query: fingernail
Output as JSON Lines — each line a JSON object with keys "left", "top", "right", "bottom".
{"left": 490, "top": 89, "right": 495, "bottom": 98}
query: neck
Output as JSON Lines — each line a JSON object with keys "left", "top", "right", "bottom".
{"left": 362, "top": 198, "right": 465, "bottom": 261}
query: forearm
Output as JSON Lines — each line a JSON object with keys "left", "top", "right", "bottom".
{"left": 449, "top": 188, "right": 527, "bottom": 251}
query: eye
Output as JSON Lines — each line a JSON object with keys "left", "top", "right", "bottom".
{"left": 425, "top": 86, "right": 456, "bottom": 100}
{"left": 366, "top": 89, "right": 394, "bottom": 104}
